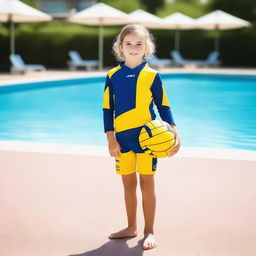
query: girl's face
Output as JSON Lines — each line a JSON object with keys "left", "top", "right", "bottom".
{"left": 120, "top": 32, "right": 147, "bottom": 63}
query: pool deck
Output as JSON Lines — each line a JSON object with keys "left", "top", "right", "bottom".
{"left": 1, "top": 67, "right": 256, "bottom": 256}
{"left": 0, "top": 66, "right": 256, "bottom": 85}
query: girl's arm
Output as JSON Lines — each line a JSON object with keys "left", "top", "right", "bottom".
{"left": 151, "top": 73, "right": 181, "bottom": 156}
{"left": 102, "top": 75, "right": 121, "bottom": 157}
{"left": 150, "top": 73, "right": 175, "bottom": 125}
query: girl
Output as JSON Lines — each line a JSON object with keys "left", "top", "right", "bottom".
{"left": 102, "top": 24, "right": 181, "bottom": 250}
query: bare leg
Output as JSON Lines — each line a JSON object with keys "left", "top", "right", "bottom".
{"left": 139, "top": 174, "right": 157, "bottom": 250}
{"left": 109, "top": 173, "right": 138, "bottom": 239}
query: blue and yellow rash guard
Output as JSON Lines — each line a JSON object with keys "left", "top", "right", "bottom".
{"left": 102, "top": 60, "right": 175, "bottom": 136}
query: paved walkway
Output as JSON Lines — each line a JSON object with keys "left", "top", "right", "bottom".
{"left": 1, "top": 144, "right": 256, "bottom": 256}
{"left": 0, "top": 67, "right": 256, "bottom": 84}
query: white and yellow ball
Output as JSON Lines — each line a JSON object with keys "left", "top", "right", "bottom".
{"left": 139, "top": 120, "right": 176, "bottom": 158}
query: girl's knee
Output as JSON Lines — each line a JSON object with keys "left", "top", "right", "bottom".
{"left": 122, "top": 173, "right": 137, "bottom": 191}
{"left": 139, "top": 175, "right": 155, "bottom": 193}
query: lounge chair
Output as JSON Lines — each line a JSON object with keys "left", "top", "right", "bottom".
{"left": 170, "top": 50, "right": 221, "bottom": 68}
{"left": 194, "top": 51, "right": 221, "bottom": 67}
{"left": 170, "top": 50, "right": 196, "bottom": 67}
{"left": 68, "top": 51, "right": 99, "bottom": 71}
{"left": 148, "top": 54, "right": 173, "bottom": 69}
{"left": 10, "top": 54, "right": 46, "bottom": 74}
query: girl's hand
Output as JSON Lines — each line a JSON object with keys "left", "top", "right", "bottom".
{"left": 168, "top": 125, "right": 181, "bottom": 157}
{"left": 168, "top": 135, "right": 181, "bottom": 157}
{"left": 108, "top": 137, "right": 122, "bottom": 158}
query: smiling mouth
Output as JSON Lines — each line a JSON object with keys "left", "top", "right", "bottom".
{"left": 129, "top": 53, "right": 138, "bottom": 56}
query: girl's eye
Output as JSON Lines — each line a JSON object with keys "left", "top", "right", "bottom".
{"left": 125, "top": 43, "right": 142, "bottom": 46}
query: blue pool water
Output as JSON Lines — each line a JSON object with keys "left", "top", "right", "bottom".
{"left": 0, "top": 74, "right": 256, "bottom": 150}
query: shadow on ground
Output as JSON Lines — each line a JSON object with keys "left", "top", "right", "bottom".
{"left": 69, "top": 238, "right": 145, "bottom": 256}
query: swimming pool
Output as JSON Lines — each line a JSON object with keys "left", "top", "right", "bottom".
{"left": 0, "top": 73, "right": 256, "bottom": 151}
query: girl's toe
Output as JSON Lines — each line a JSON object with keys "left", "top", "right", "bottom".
{"left": 143, "top": 244, "right": 148, "bottom": 250}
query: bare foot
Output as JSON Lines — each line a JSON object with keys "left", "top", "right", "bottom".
{"left": 108, "top": 227, "right": 137, "bottom": 239}
{"left": 143, "top": 233, "right": 157, "bottom": 250}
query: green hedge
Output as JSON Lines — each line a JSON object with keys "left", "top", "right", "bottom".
{"left": 0, "top": 21, "right": 255, "bottom": 71}
{"left": 152, "top": 26, "right": 256, "bottom": 67}
{"left": 0, "top": 22, "right": 121, "bottom": 71}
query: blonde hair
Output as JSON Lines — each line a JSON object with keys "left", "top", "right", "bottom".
{"left": 112, "top": 24, "right": 155, "bottom": 61}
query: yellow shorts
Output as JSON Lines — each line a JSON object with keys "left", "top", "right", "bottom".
{"left": 115, "top": 150, "right": 157, "bottom": 175}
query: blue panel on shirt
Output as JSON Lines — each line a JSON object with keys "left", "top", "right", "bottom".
{"left": 111, "top": 61, "right": 148, "bottom": 118}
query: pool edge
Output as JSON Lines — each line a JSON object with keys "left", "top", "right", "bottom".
{"left": 0, "top": 140, "right": 255, "bottom": 161}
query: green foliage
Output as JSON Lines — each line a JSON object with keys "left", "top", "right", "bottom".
{"left": 0, "top": 21, "right": 121, "bottom": 71}
{"left": 0, "top": 0, "right": 256, "bottom": 70}
{"left": 20, "top": 0, "right": 39, "bottom": 8}
{"left": 98, "top": 0, "right": 141, "bottom": 13}
{"left": 175, "top": 0, "right": 201, "bottom": 5}
{"left": 0, "top": 24, "right": 9, "bottom": 36}
{"left": 207, "top": 0, "right": 256, "bottom": 23}
{"left": 157, "top": 1, "right": 207, "bottom": 18}
{"left": 139, "top": 0, "right": 165, "bottom": 14}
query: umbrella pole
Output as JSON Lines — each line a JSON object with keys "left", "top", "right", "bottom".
{"left": 175, "top": 29, "right": 180, "bottom": 51}
{"left": 10, "top": 19, "right": 15, "bottom": 55}
{"left": 214, "top": 26, "right": 220, "bottom": 53}
{"left": 99, "top": 22, "right": 103, "bottom": 70}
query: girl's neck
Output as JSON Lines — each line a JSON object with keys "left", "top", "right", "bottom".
{"left": 124, "top": 59, "right": 144, "bottom": 69}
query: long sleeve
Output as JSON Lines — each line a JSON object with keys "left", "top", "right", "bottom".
{"left": 150, "top": 73, "right": 175, "bottom": 125}
{"left": 102, "top": 75, "right": 115, "bottom": 132}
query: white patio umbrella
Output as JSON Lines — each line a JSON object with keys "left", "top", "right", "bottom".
{"left": 0, "top": 0, "right": 52, "bottom": 55}
{"left": 194, "top": 10, "right": 250, "bottom": 52}
{"left": 163, "top": 12, "right": 196, "bottom": 51}
{"left": 128, "top": 9, "right": 168, "bottom": 29}
{"left": 68, "top": 2, "right": 133, "bottom": 70}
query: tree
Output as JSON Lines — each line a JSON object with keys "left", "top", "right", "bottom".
{"left": 175, "top": 0, "right": 200, "bottom": 4}
{"left": 99, "top": 0, "right": 141, "bottom": 13}
{"left": 207, "top": 0, "right": 256, "bottom": 23}
{"left": 20, "top": 0, "right": 39, "bottom": 8}
{"left": 140, "top": 0, "right": 165, "bottom": 14}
